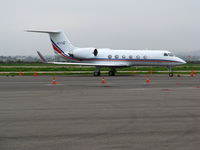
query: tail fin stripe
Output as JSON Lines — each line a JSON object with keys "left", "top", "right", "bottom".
{"left": 51, "top": 39, "right": 78, "bottom": 61}
{"left": 51, "top": 39, "right": 67, "bottom": 55}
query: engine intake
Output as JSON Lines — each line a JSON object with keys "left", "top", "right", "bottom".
{"left": 93, "top": 49, "right": 98, "bottom": 56}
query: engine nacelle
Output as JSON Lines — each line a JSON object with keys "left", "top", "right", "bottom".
{"left": 69, "top": 48, "right": 98, "bottom": 59}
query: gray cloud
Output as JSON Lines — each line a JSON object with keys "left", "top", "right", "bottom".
{"left": 0, "top": 0, "right": 200, "bottom": 55}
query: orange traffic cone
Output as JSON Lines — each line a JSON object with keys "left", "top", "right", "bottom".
{"left": 51, "top": 76, "right": 57, "bottom": 85}
{"left": 19, "top": 72, "right": 23, "bottom": 76}
{"left": 150, "top": 69, "right": 152, "bottom": 76}
{"left": 191, "top": 70, "right": 196, "bottom": 77}
{"left": 132, "top": 71, "right": 135, "bottom": 76}
{"left": 33, "top": 72, "right": 37, "bottom": 77}
{"left": 146, "top": 76, "right": 150, "bottom": 84}
{"left": 101, "top": 76, "right": 105, "bottom": 84}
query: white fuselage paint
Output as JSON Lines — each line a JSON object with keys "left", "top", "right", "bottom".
{"left": 61, "top": 49, "right": 186, "bottom": 67}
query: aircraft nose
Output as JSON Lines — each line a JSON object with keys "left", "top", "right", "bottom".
{"left": 177, "top": 57, "right": 186, "bottom": 64}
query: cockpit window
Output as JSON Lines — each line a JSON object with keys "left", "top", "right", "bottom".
{"left": 164, "top": 53, "right": 168, "bottom": 56}
{"left": 168, "top": 53, "right": 174, "bottom": 56}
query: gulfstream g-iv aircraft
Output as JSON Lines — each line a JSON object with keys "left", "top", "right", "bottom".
{"left": 27, "top": 30, "right": 186, "bottom": 77}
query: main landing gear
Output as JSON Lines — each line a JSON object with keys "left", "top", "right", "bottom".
{"left": 93, "top": 67, "right": 101, "bottom": 76}
{"left": 108, "top": 68, "right": 116, "bottom": 76}
{"left": 93, "top": 67, "right": 117, "bottom": 76}
{"left": 167, "top": 66, "right": 174, "bottom": 77}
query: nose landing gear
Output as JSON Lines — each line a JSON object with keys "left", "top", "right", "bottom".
{"left": 169, "top": 72, "right": 174, "bottom": 77}
{"left": 167, "top": 66, "right": 174, "bottom": 77}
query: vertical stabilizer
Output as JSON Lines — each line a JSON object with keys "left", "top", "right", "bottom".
{"left": 26, "top": 30, "right": 76, "bottom": 55}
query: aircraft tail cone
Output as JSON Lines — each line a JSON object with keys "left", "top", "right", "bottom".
{"left": 146, "top": 76, "right": 150, "bottom": 84}
{"left": 33, "top": 72, "right": 37, "bottom": 77}
{"left": 51, "top": 76, "right": 57, "bottom": 85}
{"left": 19, "top": 72, "right": 23, "bottom": 76}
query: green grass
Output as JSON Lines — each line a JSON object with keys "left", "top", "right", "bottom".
{"left": 0, "top": 66, "right": 199, "bottom": 72}
{"left": 0, "top": 71, "right": 197, "bottom": 76}
{"left": 0, "top": 62, "right": 200, "bottom": 67}
{"left": 0, "top": 62, "right": 199, "bottom": 76}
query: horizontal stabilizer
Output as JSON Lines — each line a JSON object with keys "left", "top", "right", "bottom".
{"left": 26, "top": 30, "right": 62, "bottom": 34}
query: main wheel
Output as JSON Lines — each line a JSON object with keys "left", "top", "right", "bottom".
{"left": 94, "top": 71, "right": 100, "bottom": 76}
{"left": 108, "top": 71, "right": 115, "bottom": 76}
{"left": 169, "top": 73, "right": 173, "bottom": 77}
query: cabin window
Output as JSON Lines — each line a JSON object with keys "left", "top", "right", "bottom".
{"left": 115, "top": 55, "right": 119, "bottom": 59}
{"left": 143, "top": 55, "right": 147, "bottom": 59}
{"left": 136, "top": 55, "right": 140, "bottom": 59}
{"left": 129, "top": 55, "right": 133, "bottom": 59}
{"left": 164, "top": 53, "right": 168, "bottom": 56}
{"left": 108, "top": 55, "right": 112, "bottom": 59}
{"left": 122, "top": 55, "right": 126, "bottom": 59}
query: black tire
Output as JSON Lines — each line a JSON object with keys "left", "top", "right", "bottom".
{"left": 169, "top": 73, "right": 173, "bottom": 77}
{"left": 94, "top": 71, "right": 100, "bottom": 76}
{"left": 108, "top": 71, "right": 115, "bottom": 76}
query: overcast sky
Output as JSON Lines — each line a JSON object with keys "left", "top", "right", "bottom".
{"left": 0, "top": 0, "right": 200, "bottom": 56}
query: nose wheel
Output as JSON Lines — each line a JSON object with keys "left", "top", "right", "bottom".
{"left": 167, "top": 66, "right": 174, "bottom": 77}
{"left": 169, "top": 72, "right": 173, "bottom": 77}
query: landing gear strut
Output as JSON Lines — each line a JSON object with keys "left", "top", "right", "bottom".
{"left": 93, "top": 67, "right": 101, "bottom": 76}
{"left": 169, "top": 72, "right": 173, "bottom": 77}
{"left": 167, "top": 66, "right": 173, "bottom": 77}
{"left": 108, "top": 68, "right": 116, "bottom": 76}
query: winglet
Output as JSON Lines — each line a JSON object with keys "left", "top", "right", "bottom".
{"left": 37, "top": 51, "right": 47, "bottom": 63}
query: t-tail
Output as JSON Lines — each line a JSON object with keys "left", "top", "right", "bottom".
{"left": 26, "top": 30, "right": 77, "bottom": 61}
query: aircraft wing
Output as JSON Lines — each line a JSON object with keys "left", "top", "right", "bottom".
{"left": 37, "top": 51, "right": 129, "bottom": 67}
{"left": 48, "top": 62, "right": 129, "bottom": 67}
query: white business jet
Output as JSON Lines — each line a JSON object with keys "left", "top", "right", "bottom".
{"left": 27, "top": 30, "right": 186, "bottom": 77}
